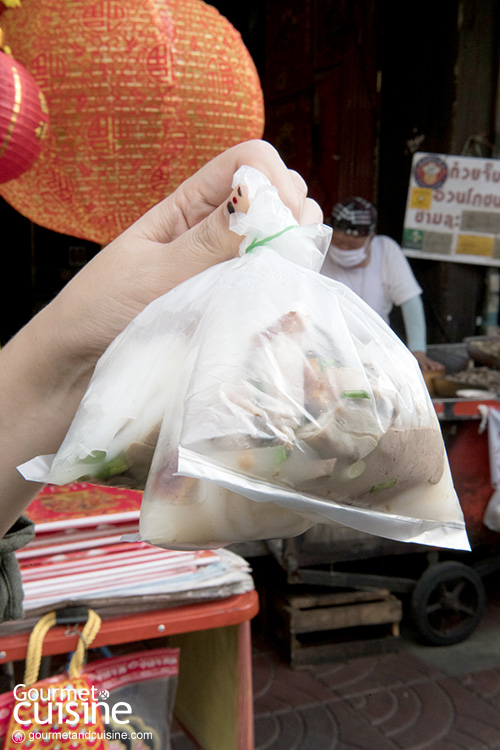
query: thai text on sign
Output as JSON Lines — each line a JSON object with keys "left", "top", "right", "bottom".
{"left": 403, "top": 152, "right": 500, "bottom": 266}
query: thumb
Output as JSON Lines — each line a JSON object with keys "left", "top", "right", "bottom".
{"left": 157, "top": 184, "right": 249, "bottom": 288}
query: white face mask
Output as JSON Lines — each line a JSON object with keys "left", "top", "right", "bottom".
{"left": 329, "top": 243, "right": 367, "bottom": 268}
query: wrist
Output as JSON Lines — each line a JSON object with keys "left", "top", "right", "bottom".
{"left": 2, "top": 306, "right": 94, "bottom": 448}
{"left": 24, "top": 304, "right": 95, "bottom": 400}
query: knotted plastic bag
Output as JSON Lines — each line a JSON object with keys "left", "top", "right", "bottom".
{"left": 19, "top": 166, "right": 470, "bottom": 551}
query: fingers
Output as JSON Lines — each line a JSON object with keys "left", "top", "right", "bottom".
{"left": 100, "top": 139, "right": 324, "bottom": 318}
{"left": 227, "top": 183, "right": 250, "bottom": 214}
{"left": 288, "top": 169, "right": 308, "bottom": 207}
{"left": 53, "top": 148, "right": 324, "bottom": 362}
{"left": 142, "top": 154, "right": 324, "bottom": 291}
{"left": 412, "top": 352, "right": 444, "bottom": 372}
{"left": 137, "top": 140, "right": 313, "bottom": 244}
{"left": 190, "top": 140, "right": 308, "bottom": 221}
{"left": 154, "top": 191, "right": 325, "bottom": 293}
{"left": 151, "top": 199, "right": 245, "bottom": 290}
{"left": 299, "top": 197, "right": 324, "bottom": 226}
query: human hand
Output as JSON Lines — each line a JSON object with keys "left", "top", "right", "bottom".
{"left": 412, "top": 350, "right": 445, "bottom": 372}
{"left": 41, "top": 140, "right": 322, "bottom": 374}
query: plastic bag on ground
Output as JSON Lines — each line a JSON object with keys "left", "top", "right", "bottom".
{"left": 19, "top": 167, "right": 469, "bottom": 551}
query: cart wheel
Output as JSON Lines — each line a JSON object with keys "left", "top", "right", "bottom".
{"left": 411, "top": 561, "right": 486, "bottom": 646}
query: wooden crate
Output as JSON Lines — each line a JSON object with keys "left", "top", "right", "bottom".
{"left": 273, "top": 587, "right": 403, "bottom": 668}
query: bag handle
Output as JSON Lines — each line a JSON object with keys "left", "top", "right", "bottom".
{"left": 24, "top": 607, "right": 102, "bottom": 686}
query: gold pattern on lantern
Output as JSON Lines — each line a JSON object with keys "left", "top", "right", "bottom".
{"left": 0, "top": 65, "right": 22, "bottom": 158}
{"left": 38, "top": 89, "right": 49, "bottom": 115}
{"left": 35, "top": 120, "right": 48, "bottom": 140}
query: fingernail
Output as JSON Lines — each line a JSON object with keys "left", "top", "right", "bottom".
{"left": 227, "top": 184, "right": 249, "bottom": 216}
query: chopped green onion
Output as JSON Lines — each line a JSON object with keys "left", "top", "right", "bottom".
{"left": 82, "top": 450, "right": 107, "bottom": 464}
{"left": 342, "top": 390, "right": 370, "bottom": 400}
{"left": 370, "top": 478, "right": 398, "bottom": 493}
{"left": 319, "top": 357, "right": 337, "bottom": 371}
{"left": 274, "top": 446, "right": 288, "bottom": 464}
{"left": 95, "top": 454, "right": 129, "bottom": 480}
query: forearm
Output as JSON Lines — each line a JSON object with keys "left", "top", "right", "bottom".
{"left": 0, "top": 307, "right": 93, "bottom": 536}
{"left": 401, "top": 294, "right": 426, "bottom": 353}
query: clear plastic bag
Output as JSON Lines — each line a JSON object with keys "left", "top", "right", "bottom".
{"left": 19, "top": 167, "right": 469, "bottom": 551}
{"left": 478, "top": 405, "right": 500, "bottom": 532}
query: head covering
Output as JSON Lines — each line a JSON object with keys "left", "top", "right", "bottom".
{"left": 330, "top": 196, "right": 377, "bottom": 236}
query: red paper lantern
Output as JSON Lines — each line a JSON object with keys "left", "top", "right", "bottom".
{"left": 0, "top": 50, "right": 49, "bottom": 183}
{"left": 0, "top": 0, "right": 265, "bottom": 245}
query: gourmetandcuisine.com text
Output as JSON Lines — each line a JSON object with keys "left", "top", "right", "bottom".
{"left": 16, "top": 730, "right": 153, "bottom": 742}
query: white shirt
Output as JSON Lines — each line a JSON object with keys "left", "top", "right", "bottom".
{"left": 320, "top": 235, "right": 422, "bottom": 325}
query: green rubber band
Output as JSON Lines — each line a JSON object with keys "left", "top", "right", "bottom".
{"left": 245, "top": 225, "right": 296, "bottom": 253}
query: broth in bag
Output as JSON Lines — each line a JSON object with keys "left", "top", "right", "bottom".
{"left": 19, "top": 166, "right": 469, "bottom": 551}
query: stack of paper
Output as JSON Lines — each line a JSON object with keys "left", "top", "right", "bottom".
{"left": 18, "top": 483, "right": 254, "bottom": 616}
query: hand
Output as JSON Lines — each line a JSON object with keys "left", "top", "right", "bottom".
{"left": 412, "top": 350, "right": 445, "bottom": 372}
{"left": 43, "top": 139, "right": 322, "bottom": 371}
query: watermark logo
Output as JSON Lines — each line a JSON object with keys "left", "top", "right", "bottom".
{"left": 12, "top": 683, "right": 131, "bottom": 727}
{"left": 10, "top": 684, "right": 154, "bottom": 745}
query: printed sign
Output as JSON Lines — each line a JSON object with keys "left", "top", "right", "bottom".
{"left": 402, "top": 152, "right": 500, "bottom": 266}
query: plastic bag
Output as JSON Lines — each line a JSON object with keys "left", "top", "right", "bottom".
{"left": 85, "top": 647, "right": 179, "bottom": 749}
{"left": 478, "top": 405, "right": 500, "bottom": 532}
{"left": 19, "top": 166, "right": 469, "bottom": 551}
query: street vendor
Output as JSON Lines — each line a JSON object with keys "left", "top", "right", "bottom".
{"left": 320, "top": 196, "right": 442, "bottom": 372}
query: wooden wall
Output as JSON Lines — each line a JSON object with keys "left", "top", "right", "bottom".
{"left": 262, "top": 0, "right": 381, "bottom": 216}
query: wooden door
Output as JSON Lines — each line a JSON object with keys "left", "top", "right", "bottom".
{"left": 262, "top": 0, "right": 381, "bottom": 218}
